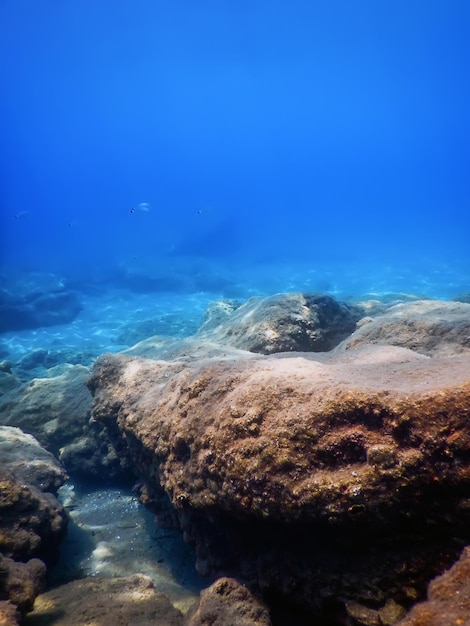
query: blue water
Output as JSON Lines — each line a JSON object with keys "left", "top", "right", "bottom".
{"left": 1, "top": 1, "right": 469, "bottom": 298}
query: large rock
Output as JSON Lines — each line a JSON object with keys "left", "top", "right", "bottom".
{"left": 88, "top": 342, "right": 470, "bottom": 620}
{"left": 197, "top": 292, "right": 358, "bottom": 354}
{"left": 0, "top": 426, "right": 66, "bottom": 493}
{"left": 0, "top": 290, "right": 81, "bottom": 333}
{"left": 0, "top": 470, "right": 66, "bottom": 617}
{"left": 338, "top": 300, "right": 470, "bottom": 356}
{"left": 26, "top": 574, "right": 184, "bottom": 626}
{"left": 186, "top": 577, "right": 271, "bottom": 626}
{"left": 0, "top": 366, "right": 127, "bottom": 481}
{"left": 398, "top": 546, "right": 470, "bottom": 625}
{"left": 0, "top": 470, "right": 66, "bottom": 562}
{"left": 0, "top": 554, "right": 45, "bottom": 615}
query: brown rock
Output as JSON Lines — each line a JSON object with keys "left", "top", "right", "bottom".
{"left": 25, "top": 574, "right": 184, "bottom": 626}
{"left": 185, "top": 577, "right": 271, "bottom": 626}
{"left": 339, "top": 300, "right": 470, "bottom": 356}
{"left": 0, "top": 600, "right": 21, "bottom": 626}
{"left": 88, "top": 342, "right": 470, "bottom": 616}
{"left": 0, "top": 554, "right": 45, "bottom": 614}
{"left": 196, "top": 292, "right": 357, "bottom": 354}
{"left": 397, "top": 546, "right": 470, "bottom": 625}
{"left": 0, "top": 470, "right": 66, "bottom": 561}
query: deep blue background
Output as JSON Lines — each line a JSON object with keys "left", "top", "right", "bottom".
{"left": 1, "top": 1, "right": 469, "bottom": 288}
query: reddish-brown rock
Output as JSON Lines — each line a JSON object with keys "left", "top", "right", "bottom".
{"left": 0, "top": 554, "right": 45, "bottom": 614}
{"left": 185, "top": 577, "right": 271, "bottom": 626}
{"left": 0, "top": 470, "right": 66, "bottom": 561}
{"left": 0, "top": 600, "right": 21, "bottom": 626}
{"left": 397, "top": 546, "right": 470, "bottom": 626}
{"left": 89, "top": 341, "right": 470, "bottom": 620}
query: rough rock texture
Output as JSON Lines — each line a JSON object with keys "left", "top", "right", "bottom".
{"left": 197, "top": 300, "right": 241, "bottom": 333}
{"left": 0, "top": 470, "right": 67, "bottom": 562}
{"left": 0, "top": 365, "right": 127, "bottom": 481}
{"left": 25, "top": 574, "right": 184, "bottom": 626}
{"left": 0, "top": 600, "right": 21, "bottom": 626}
{"left": 197, "top": 292, "right": 358, "bottom": 354}
{"left": 397, "top": 546, "right": 470, "bottom": 626}
{"left": 0, "top": 426, "right": 67, "bottom": 493}
{"left": 89, "top": 342, "right": 470, "bottom": 621}
{"left": 338, "top": 300, "right": 470, "bottom": 356}
{"left": 0, "top": 554, "right": 46, "bottom": 614}
{"left": 185, "top": 577, "right": 271, "bottom": 626}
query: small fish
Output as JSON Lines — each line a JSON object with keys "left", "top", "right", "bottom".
{"left": 130, "top": 202, "right": 151, "bottom": 214}
{"left": 14, "top": 211, "right": 30, "bottom": 219}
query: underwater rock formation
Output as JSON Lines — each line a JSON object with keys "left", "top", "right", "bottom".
{"left": 25, "top": 574, "right": 185, "bottom": 626}
{"left": 339, "top": 299, "right": 470, "bottom": 356}
{"left": 186, "top": 577, "right": 271, "bottom": 626}
{"left": 0, "top": 288, "right": 81, "bottom": 333}
{"left": 0, "top": 469, "right": 66, "bottom": 617}
{"left": 0, "top": 554, "right": 46, "bottom": 615}
{"left": 196, "top": 292, "right": 358, "bottom": 354}
{"left": 397, "top": 546, "right": 470, "bottom": 625}
{"left": 0, "top": 365, "right": 127, "bottom": 481}
{"left": 0, "top": 470, "right": 66, "bottom": 562}
{"left": 0, "top": 426, "right": 67, "bottom": 493}
{"left": 88, "top": 335, "right": 470, "bottom": 621}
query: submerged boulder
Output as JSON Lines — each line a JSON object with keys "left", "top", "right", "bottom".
{"left": 186, "top": 577, "right": 271, "bottom": 626}
{"left": 398, "top": 546, "right": 470, "bottom": 625}
{"left": 88, "top": 338, "right": 470, "bottom": 620}
{"left": 0, "top": 426, "right": 67, "bottom": 493}
{"left": 0, "top": 365, "right": 127, "bottom": 481}
{"left": 26, "top": 574, "right": 184, "bottom": 626}
{"left": 197, "top": 292, "right": 358, "bottom": 354}
{"left": 0, "top": 470, "right": 66, "bottom": 562}
{"left": 338, "top": 299, "right": 470, "bottom": 356}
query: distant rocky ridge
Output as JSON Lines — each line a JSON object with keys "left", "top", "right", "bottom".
{"left": 2, "top": 292, "right": 470, "bottom": 625}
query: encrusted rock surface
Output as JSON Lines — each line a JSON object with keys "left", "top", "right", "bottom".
{"left": 0, "top": 426, "right": 67, "bottom": 493}
{"left": 0, "top": 469, "right": 66, "bottom": 617}
{"left": 339, "top": 300, "right": 470, "bottom": 356}
{"left": 0, "top": 365, "right": 126, "bottom": 481}
{"left": 0, "top": 554, "right": 46, "bottom": 614}
{"left": 0, "top": 599, "right": 21, "bottom": 626}
{"left": 186, "top": 577, "right": 271, "bottom": 626}
{"left": 88, "top": 339, "right": 470, "bottom": 620}
{"left": 0, "top": 470, "right": 66, "bottom": 562}
{"left": 196, "top": 292, "right": 358, "bottom": 354}
{"left": 397, "top": 546, "right": 470, "bottom": 625}
{"left": 25, "top": 574, "right": 185, "bottom": 626}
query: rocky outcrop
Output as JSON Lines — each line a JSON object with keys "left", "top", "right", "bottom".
{"left": 0, "top": 469, "right": 66, "bottom": 617}
{"left": 196, "top": 292, "right": 358, "bottom": 354}
{"left": 0, "top": 600, "right": 20, "bottom": 626}
{"left": 338, "top": 300, "right": 470, "bottom": 356}
{"left": 0, "top": 366, "right": 127, "bottom": 481}
{"left": 0, "top": 554, "right": 46, "bottom": 614}
{"left": 186, "top": 577, "right": 271, "bottom": 626}
{"left": 88, "top": 340, "right": 470, "bottom": 621}
{"left": 26, "top": 574, "right": 185, "bottom": 626}
{"left": 0, "top": 288, "right": 81, "bottom": 333}
{"left": 397, "top": 546, "right": 470, "bottom": 625}
{"left": 0, "top": 470, "right": 66, "bottom": 562}
{"left": 0, "top": 426, "right": 67, "bottom": 493}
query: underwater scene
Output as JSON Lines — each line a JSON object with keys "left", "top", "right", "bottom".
{"left": 1, "top": 1, "right": 470, "bottom": 625}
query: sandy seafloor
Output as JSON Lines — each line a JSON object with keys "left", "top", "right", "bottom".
{"left": 2, "top": 257, "right": 470, "bottom": 616}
